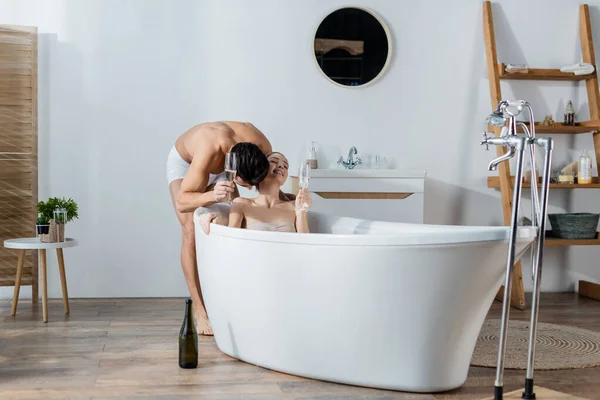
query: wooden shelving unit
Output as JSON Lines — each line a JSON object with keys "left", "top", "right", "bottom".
{"left": 483, "top": 2, "right": 600, "bottom": 309}
{"left": 546, "top": 232, "right": 600, "bottom": 246}
{"left": 487, "top": 176, "right": 600, "bottom": 189}
{"left": 497, "top": 63, "right": 596, "bottom": 81}
{"left": 517, "top": 122, "right": 600, "bottom": 134}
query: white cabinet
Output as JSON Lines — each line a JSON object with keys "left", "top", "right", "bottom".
{"left": 291, "top": 169, "right": 426, "bottom": 224}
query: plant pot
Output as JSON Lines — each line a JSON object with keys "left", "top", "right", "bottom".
{"left": 548, "top": 213, "right": 600, "bottom": 239}
{"left": 36, "top": 224, "right": 49, "bottom": 235}
{"left": 39, "top": 219, "right": 65, "bottom": 243}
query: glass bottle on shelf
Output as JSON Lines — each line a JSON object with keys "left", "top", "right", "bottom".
{"left": 523, "top": 161, "right": 539, "bottom": 184}
{"left": 578, "top": 149, "right": 593, "bottom": 184}
{"left": 564, "top": 99, "right": 575, "bottom": 126}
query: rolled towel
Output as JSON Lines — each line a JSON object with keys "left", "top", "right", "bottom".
{"left": 505, "top": 63, "right": 528, "bottom": 73}
{"left": 560, "top": 62, "right": 595, "bottom": 75}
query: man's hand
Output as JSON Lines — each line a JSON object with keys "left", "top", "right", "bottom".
{"left": 199, "top": 212, "right": 218, "bottom": 234}
{"left": 213, "top": 181, "right": 235, "bottom": 203}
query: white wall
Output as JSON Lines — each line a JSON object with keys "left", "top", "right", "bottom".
{"left": 1, "top": 0, "right": 600, "bottom": 299}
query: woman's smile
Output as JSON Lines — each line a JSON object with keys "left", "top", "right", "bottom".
{"left": 273, "top": 167, "right": 285, "bottom": 177}
{"left": 268, "top": 152, "right": 289, "bottom": 179}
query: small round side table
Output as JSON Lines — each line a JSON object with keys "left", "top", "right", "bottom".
{"left": 4, "top": 238, "right": 78, "bottom": 323}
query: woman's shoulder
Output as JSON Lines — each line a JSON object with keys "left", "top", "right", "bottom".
{"left": 280, "top": 199, "right": 296, "bottom": 210}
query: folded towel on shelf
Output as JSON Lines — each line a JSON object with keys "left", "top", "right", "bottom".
{"left": 560, "top": 62, "right": 595, "bottom": 75}
{"left": 505, "top": 63, "right": 528, "bottom": 73}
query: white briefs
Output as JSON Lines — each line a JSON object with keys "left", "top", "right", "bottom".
{"left": 166, "top": 145, "right": 227, "bottom": 186}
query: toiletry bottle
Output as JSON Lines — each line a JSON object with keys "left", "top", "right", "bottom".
{"left": 307, "top": 141, "right": 318, "bottom": 169}
{"left": 578, "top": 149, "right": 593, "bottom": 184}
{"left": 564, "top": 99, "right": 575, "bottom": 126}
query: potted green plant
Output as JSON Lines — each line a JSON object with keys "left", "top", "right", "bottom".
{"left": 36, "top": 214, "right": 50, "bottom": 235}
{"left": 36, "top": 197, "right": 79, "bottom": 242}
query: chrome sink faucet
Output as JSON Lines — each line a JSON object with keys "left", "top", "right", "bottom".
{"left": 337, "top": 146, "right": 362, "bottom": 169}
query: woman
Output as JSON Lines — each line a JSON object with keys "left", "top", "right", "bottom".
{"left": 199, "top": 152, "right": 312, "bottom": 233}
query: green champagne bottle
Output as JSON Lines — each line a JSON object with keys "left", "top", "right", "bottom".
{"left": 179, "top": 298, "right": 198, "bottom": 368}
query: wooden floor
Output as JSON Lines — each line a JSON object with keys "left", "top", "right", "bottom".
{"left": 2, "top": 293, "right": 600, "bottom": 400}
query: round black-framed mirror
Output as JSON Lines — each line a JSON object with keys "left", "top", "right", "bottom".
{"left": 313, "top": 7, "right": 391, "bottom": 87}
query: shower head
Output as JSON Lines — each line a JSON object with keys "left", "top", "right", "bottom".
{"left": 486, "top": 110, "right": 507, "bottom": 127}
{"left": 486, "top": 99, "right": 526, "bottom": 127}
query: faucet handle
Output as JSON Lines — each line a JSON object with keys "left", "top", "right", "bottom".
{"left": 481, "top": 132, "right": 491, "bottom": 150}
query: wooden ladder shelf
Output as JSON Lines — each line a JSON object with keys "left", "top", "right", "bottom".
{"left": 483, "top": 2, "right": 600, "bottom": 309}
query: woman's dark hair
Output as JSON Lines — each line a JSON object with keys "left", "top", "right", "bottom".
{"left": 230, "top": 142, "right": 269, "bottom": 187}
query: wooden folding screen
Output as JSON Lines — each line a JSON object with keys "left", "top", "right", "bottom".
{"left": 0, "top": 25, "right": 38, "bottom": 301}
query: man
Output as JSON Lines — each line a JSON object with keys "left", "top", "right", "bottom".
{"left": 167, "top": 121, "right": 273, "bottom": 335}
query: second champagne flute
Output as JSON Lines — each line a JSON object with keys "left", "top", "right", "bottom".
{"left": 225, "top": 152, "right": 237, "bottom": 205}
{"left": 297, "top": 161, "right": 310, "bottom": 211}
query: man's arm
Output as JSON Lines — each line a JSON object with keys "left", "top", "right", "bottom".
{"left": 176, "top": 150, "right": 233, "bottom": 213}
{"left": 255, "top": 134, "right": 272, "bottom": 155}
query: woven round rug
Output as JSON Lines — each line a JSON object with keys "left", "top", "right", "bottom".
{"left": 471, "top": 319, "right": 600, "bottom": 370}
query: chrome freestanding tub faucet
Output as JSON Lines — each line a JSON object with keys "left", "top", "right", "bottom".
{"left": 481, "top": 100, "right": 554, "bottom": 400}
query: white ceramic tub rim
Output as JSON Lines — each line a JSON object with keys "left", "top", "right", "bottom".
{"left": 198, "top": 211, "right": 537, "bottom": 247}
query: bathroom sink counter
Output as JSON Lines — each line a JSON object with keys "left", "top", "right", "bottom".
{"left": 291, "top": 168, "right": 426, "bottom": 224}
{"left": 305, "top": 168, "right": 426, "bottom": 179}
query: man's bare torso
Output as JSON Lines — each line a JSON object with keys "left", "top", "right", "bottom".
{"left": 175, "top": 121, "right": 271, "bottom": 175}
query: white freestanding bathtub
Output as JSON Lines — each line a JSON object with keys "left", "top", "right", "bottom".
{"left": 193, "top": 207, "right": 536, "bottom": 393}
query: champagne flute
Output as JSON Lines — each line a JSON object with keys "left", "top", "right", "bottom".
{"left": 297, "top": 161, "right": 310, "bottom": 211}
{"left": 298, "top": 161, "right": 310, "bottom": 189}
{"left": 225, "top": 152, "right": 237, "bottom": 205}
